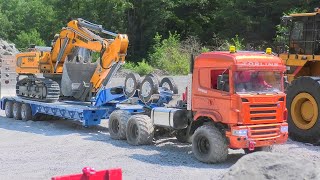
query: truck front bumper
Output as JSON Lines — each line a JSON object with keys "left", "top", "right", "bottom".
{"left": 226, "top": 123, "right": 288, "bottom": 149}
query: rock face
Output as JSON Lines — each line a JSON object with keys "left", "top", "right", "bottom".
{"left": 222, "top": 152, "right": 320, "bottom": 180}
{"left": 0, "top": 39, "right": 18, "bottom": 56}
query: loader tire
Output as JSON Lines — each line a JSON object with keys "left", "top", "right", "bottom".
{"left": 109, "top": 110, "right": 131, "bottom": 140}
{"left": 126, "top": 115, "right": 154, "bottom": 145}
{"left": 5, "top": 101, "right": 13, "bottom": 118}
{"left": 160, "top": 77, "right": 178, "bottom": 94}
{"left": 287, "top": 76, "right": 320, "bottom": 143}
{"left": 192, "top": 125, "right": 228, "bottom": 163}
{"left": 21, "top": 103, "right": 32, "bottom": 121}
{"left": 13, "top": 102, "right": 22, "bottom": 120}
{"left": 124, "top": 73, "right": 141, "bottom": 98}
{"left": 146, "top": 73, "right": 160, "bottom": 84}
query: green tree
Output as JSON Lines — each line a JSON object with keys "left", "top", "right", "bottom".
{"left": 16, "top": 29, "right": 45, "bottom": 50}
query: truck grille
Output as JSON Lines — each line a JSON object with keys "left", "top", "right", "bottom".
{"left": 249, "top": 104, "right": 278, "bottom": 121}
{"left": 248, "top": 124, "right": 280, "bottom": 140}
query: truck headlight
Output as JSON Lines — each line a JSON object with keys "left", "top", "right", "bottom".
{"left": 232, "top": 129, "right": 248, "bottom": 136}
{"left": 280, "top": 126, "right": 288, "bottom": 133}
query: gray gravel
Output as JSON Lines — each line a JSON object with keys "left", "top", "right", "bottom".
{"left": 0, "top": 76, "right": 320, "bottom": 179}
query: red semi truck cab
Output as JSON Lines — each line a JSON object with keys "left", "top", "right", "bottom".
{"left": 187, "top": 48, "right": 288, "bottom": 154}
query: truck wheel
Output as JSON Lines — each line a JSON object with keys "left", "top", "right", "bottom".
{"left": 109, "top": 110, "right": 131, "bottom": 140}
{"left": 244, "top": 146, "right": 273, "bottom": 154}
{"left": 126, "top": 115, "right": 154, "bottom": 145}
{"left": 5, "top": 101, "right": 13, "bottom": 118}
{"left": 192, "top": 125, "right": 228, "bottom": 163}
{"left": 139, "top": 76, "right": 159, "bottom": 103}
{"left": 124, "top": 73, "right": 141, "bottom": 98}
{"left": 286, "top": 76, "right": 320, "bottom": 143}
{"left": 160, "top": 77, "right": 178, "bottom": 94}
{"left": 176, "top": 129, "right": 192, "bottom": 143}
{"left": 12, "top": 102, "right": 22, "bottom": 120}
{"left": 21, "top": 103, "right": 32, "bottom": 121}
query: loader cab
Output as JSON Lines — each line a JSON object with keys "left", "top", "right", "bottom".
{"left": 284, "top": 10, "right": 320, "bottom": 55}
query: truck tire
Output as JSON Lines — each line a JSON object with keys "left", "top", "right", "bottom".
{"left": 5, "top": 101, "right": 13, "bottom": 118}
{"left": 286, "top": 76, "right": 320, "bottom": 143}
{"left": 139, "top": 76, "right": 159, "bottom": 103}
{"left": 126, "top": 115, "right": 154, "bottom": 145}
{"left": 192, "top": 125, "right": 228, "bottom": 163}
{"left": 109, "top": 110, "right": 131, "bottom": 140}
{"left": 176, "top": 129, "right": 192, "bottom": 143}
{"left": 160, "top": 77, "right": 178, "bottom": 94}
{"left": 21, "top": 103, "right": 32, "bottom": 121}
{"left": 244, "top": 146, "right": 273, "bottom": 154}
{"left": 12, "top": 102, "right": 22, "bottom": 120}
{"left": 124, "top": 73, "right": 141, "bottom": 98}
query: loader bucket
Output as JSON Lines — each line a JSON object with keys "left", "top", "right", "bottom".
{"left": 61, "top": 62, "right": 97, "bottom": 101}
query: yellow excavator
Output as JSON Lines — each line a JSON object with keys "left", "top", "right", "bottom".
{"left": 15, "top": 18, "right": 128, "bottom": 102}
{"left": 279, "top": 8, "right": 320, "bottom": 143}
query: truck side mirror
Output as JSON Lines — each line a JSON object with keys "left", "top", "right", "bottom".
{"left": 217, "top": 74, "right": 229, "bottom": 92}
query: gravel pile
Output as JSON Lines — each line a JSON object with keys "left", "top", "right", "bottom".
{"left": 222, "top": 151, "right": 320, "bottom": 180}
{"left": 0, "top": 39, "right": 18, "bottom": 56}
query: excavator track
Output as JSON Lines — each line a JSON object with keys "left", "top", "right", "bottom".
{"left": 16, "top": 77, "right": 60, "bottom": 102}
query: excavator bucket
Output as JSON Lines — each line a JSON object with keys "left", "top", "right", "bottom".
{"left": 61, "top": 62, "right": 97, "bottom": 101}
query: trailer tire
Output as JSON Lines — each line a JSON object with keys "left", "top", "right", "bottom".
{"left": 126, "top": 115, "right": 154, "bottom": 145}
{"left": 124, "top": 73, "right": 141, "bottom": 98}
{"left": 5, "top": 101, "right": 13, "bottom": 118}
{"left": 176, "top": 129, "right": 192, "bottom": 143}
{"left": 244, "top": 146, "right": 273, "bottom": 154}
{"left": 160, "top": 77, "right": 178, "bottom": 94}
{"left": 13, "top": 102, "right": 22, "bottom": 120}
{"left": 109, "top": 110, "right": 131, "bottom": 140}
{"left": 139, "top": 76, "right": 159, "bottom": 103}
{"left": 192, "top": 125, "right": 228, "bottom": 163}
{"left": 21, "top": 103, "right": 32, "bottom": 121}
{"left": 286, "top": 76, "right": 320, "bottom": 143}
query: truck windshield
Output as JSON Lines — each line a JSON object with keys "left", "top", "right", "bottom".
{"left": 234, "top": 71, "right": 282, "bottom": 94}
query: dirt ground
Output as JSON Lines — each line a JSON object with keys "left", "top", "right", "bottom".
{"left": 0, "top": 77, "right": 320, "bottom": 179}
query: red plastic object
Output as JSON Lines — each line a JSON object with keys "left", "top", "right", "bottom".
{"left": 51, "top": 167, "right": 122, "bottom": 180}
{"left": 248, "top": 141, "right": 255, "bottom": 151}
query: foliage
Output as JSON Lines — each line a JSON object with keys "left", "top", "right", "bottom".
{"left": 123, "top": 60, "right": 154, "bottom": 75}
{"left": 16, "top": 29, "right": 45, "bottom": 50}
{"left": 149, "top": 32, "right": 190, "bottom": 75}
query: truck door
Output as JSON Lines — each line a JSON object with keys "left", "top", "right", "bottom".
{"left": 192, "top": 68, "right": 231, "bottom": 121}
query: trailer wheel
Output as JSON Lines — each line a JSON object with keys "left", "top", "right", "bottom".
{"left": 286, "top": 76, "right": 320, "bottom": 143}
{"left": 13, "top": 102, "right": 22, "bottom": 120}
{"left": 176, "top": 129, "right": 192, "bottom": 143}
{"left": 21, "top": 103, "right": 32, "bottom": 121}
{"left": 109, "top": 110, "right": 131, "bottom": 140}
{"left": 5, "top": 101, "right": 13, "bottom": 118}
{"left": 244, "top": 146, "right": 273, "bottom": 154}
{"left": 126, "top": 115, "right": 154, "bottom": 145}
{"left": 160, "top": 77, "right": 178, "bottom": 94}
{"left": 124, "top": 73, "right": 141, "bottom": 98}
{"left": 139, "top": 76, "right": 159, "bottom": 103}
{"left": 192, "top": 125, "right": 228, "bottom": 163}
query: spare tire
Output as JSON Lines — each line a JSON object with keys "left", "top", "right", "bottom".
{"left": 124, "top": 73, "right": 141, "bottom": 98}
{"left": 146, "top": 73, "right": 160, "bottom": 84}
{"left": 160, "top": 77, "right": 178, "bottom": 94}
{"left": 139, "top": 76, "right": 159, "bottom": 103}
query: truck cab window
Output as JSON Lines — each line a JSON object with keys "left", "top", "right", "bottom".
{"left": 291, "top": 21, "right": 304, "bottom": 41}
{"left": 211, "top": 69, "right": 229, "bottom": 92}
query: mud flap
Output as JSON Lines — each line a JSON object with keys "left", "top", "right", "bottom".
{"left": 61, "top": 62, "right": 97, "bottom": 100}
